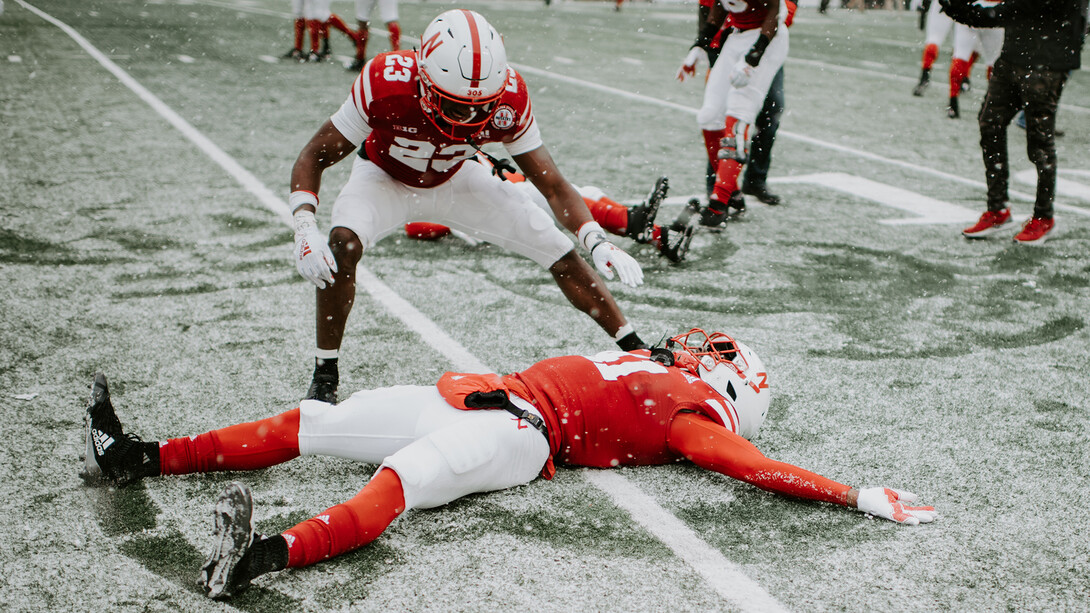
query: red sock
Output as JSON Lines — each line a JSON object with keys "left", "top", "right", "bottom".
{"left": 293, "top": 18, "right": 305, "bottom": 50}
{"left": 405, "top": 222, "right": 451, "bottom": 240}
{"left": 585, "top": 196, "right": 629, "bottom": 237}
{"left": 922, "top": 43, "right": 939, "bottom": 70}
{"left": 159, "top": 409, "right": 300, "bottom": 475}
{"left": 327, "top": 13, "right": 352, "bottom": 36}
{"left": 701, "top": 129, "right": 726, "bottom": 167}
{"left": 307, "top": 20, "right": 322, "bottom": 53}
{"left": 949, "top": 58, "right": 969, "bottom": 97}
{"left": 283, "top": 468, "right": 406, "bottom": 568}
{"left": 711, "top": 117, "right": 743, "bottom": 203}
{"left": 388, "top": 22, "right": 401, "bottom": 51}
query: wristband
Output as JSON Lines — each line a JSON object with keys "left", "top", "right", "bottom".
{"left": 577, "top": 221, "right": 608, "bottom": 252}
{"left": 289, "top": 190, "right": 319, "bottom": 214}
{"left": 745, "top": 34, "right": 770, "bottom": 67}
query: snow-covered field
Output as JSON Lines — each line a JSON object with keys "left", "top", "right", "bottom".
{"left": 2, "top": 0, "right": 1089, "bottom": 611}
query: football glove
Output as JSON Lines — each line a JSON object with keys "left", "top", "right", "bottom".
{"left": 592, "top": 241, "right": 643, "bottom": 288}
{"left": 292, "top": 210, "right": 337, "bottom": 289}
{"left": 729, "top": 58, "right": 755, "bottom": 89}
{"left": 856, "top": 487, "right": 937, "bottom": 525}
{"left": 676, "top": 46, "right": 708, "bottom": 82}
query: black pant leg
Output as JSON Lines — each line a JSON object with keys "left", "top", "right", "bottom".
{"left": 743, "top": 67, "right": 785, "bottom": 190}
{"left": 1020, "top": 68, "right": 1067, "bottom": 218}
{"left": 977, "top": 59, "right": 1023, "bottom": 211}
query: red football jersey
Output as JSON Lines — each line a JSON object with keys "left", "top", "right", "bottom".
{"left": 722, "top": 0, "right": 786, "bottom": 31}
{"left": 337, "top": 50, "right": 540, "bottom": 188}
{"left": 504, "top": 351, "right": 742, "bottom": 468}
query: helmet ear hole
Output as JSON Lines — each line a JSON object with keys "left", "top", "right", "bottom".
{"left": 725, "top": 380, "right": 737, "bottom": 401}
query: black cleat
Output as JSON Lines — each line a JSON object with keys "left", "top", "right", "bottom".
{"left": 658, "top": 199, "right": 701, "bottom": 263}
{"left": 626, "top": 176, "right": 668, "bottom": 244}
{"left": 347, "top": 57, "right": 366, "bottom": 72}
{"left": 306, "top": 360, "right": 338, "bottom": 404}
{"left": 200, "top": 482, "right": 257, "bottom": 599}
{"left": 960, "top": 76, "right": 971, "bottom": 93}
{"left": 306, "top": 51, "right": 323, "bottom": 63}
{"left": 81, "top": 373, "right": 158, "bottom": 486}
{"left": 912, "top": 70, "right": 930, "bottom": 97}
{"left": 282, "top": 48, "right": 303, "bottom": 61}
{"left": 742, "top": 183, "right": 783, "bottom": 206}
{"left": 947, "top": 96, "right": 960, "bottom": 119}
{"left": 701, "top": 199, "right": 729, "bottom": 229}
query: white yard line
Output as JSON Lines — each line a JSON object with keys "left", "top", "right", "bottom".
{"left": 22, "top": 2, "right": 787, "bottom": 610}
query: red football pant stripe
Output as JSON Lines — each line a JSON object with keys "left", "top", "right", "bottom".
{"left": 283, "top": 467, "right": 406, "bottom": 567}
{"left": 159, "top": 409, "right": 301, "bottom": 475}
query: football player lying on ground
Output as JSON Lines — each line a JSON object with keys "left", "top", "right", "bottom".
{"left": 82, "top": 328, "right": 937, "bottom": 600}
{"left": 403, "top": 162, "right": 701, "bottom": 264}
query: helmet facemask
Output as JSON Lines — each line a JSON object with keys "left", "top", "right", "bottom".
{"left": 668, "top": 328, "right": 770, "bottom": 439}
{"left": 416, "top": 9, "right": 508, "bottom": 140}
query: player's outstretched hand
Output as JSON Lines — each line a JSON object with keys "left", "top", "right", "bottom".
{"left": 856, "top": 487, "right": 937, "bottom": 525}
{"left": 591, "top": 241, "right": 644, "bottom": 288}
{"left": 292, "top": 210, "right": 337, "bottom": 289}
{"left": 729, "top": 58, "right": 754, "bottom": 88}
{"left": 676, "top": 47, "right": 708, "bottom": 82}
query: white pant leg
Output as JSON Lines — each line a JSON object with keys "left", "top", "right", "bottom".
{"left": 298, "top": 388, "right": 549, "bottom": 510}
{"left": 977, "top": 28, "right": 1004, "bottom": 67}
{"left": 696, "top": 27, "right": 788, "bottom": 129}
{"left": 354, "top": 0, "right": 376, "bottom": 21}
{"left": 952, "top": 23, "right": 979, "bottom": 61}
{"left": 290, "top": 0, "right": 304, "bottom": 18}
{"left": 376, "top": 0, "right": 398, "bottom": 23}
{"left": 924, "top": 1, "right": 954, "bottom": 47}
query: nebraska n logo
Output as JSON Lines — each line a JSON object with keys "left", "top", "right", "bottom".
{"left": 421, "top": 32, "right": 443, "bottom": 58}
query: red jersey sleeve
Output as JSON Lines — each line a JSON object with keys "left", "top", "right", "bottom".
{"left": 668, "top": 413, "right": 851, "bottom": 506}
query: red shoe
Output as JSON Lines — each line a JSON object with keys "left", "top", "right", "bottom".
{"left": 1013, "top": 216, "right": 1055, "bottom": 244}
{"left": 962, "top": 208, "right": 1011, "bottom": 238}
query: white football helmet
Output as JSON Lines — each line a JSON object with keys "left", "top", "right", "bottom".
{"left": 417, "top": 10, "right": 508, "bottom": 139}
{"left": 668, "top": 328, "right": 770, "bottom": 440}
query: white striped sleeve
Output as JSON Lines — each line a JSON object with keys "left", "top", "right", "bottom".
{"left": 330, "top": 63, "right": 373, "bottom": 146}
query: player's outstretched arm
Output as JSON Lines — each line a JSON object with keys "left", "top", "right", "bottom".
{"left": 515, "top": 146, "right": 643, "bottom": 288}
{"left": 288, "top": 120, "right": 357, "bottom": 288}
{"left": 667, "top": 412, "right": 936, "bottom": 524}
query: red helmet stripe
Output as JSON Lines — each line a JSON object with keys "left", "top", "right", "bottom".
{"left": 459, "top": 9, "right": 482, "bottom": 88}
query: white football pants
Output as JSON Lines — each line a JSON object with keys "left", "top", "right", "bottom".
{"left": 331, "top": 156, "right": 574, "bottom": 268}
{"left": 696, "top": 26, "right": 790, "bottom": 130}
{"left": 297, "top": 387, "right": 550, "bottom": 510}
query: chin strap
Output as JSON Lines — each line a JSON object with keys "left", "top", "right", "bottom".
{"left": 466, "top": 137, "right": 518, "bottom": 181}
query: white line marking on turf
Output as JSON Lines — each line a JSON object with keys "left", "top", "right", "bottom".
{"left": 13, "top": 0, "right": 292, "bottom": 228}
{"left": 586, "top": 471, "right": 788, "bottom": 613}
{"left": 1014, "top": 169, "right": 1090, "bottom": 203}
{"left": 26, "top": 3, "right": 781, "bottom": 610}
{"left": 781, "top": 172, "right": 981, "bottom": 225}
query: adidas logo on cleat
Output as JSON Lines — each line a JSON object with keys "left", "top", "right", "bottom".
{"left": 92, "top": 428, "right": 115, "bottom": 456}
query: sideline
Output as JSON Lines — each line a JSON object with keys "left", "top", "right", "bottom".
{"left": 16, "top": 1, "right": 787, "bottom": 610}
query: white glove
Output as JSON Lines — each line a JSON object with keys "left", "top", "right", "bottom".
{"left": 591, "top": 241, "right": 644, "bottom": 288}
{"left": 292, "top": 210, "right": 337, "bottom": 289}
{"left": 676, "top": 46, "right": 708, "bottom": 82}
{"left": 729, "top": 58, "right": 755, "bottom": 88}
{"left": 856, "top": 487, "right": 937, "bottom": 525}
